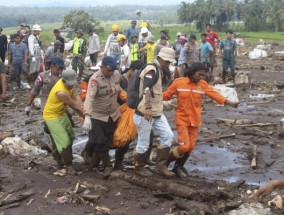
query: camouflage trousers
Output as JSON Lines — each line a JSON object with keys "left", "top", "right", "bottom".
{"left": 72, "top": 55, "right": 84, "bottom": 72}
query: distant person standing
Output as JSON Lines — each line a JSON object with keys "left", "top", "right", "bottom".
{"left": 0, "top": 27, "right": 8, "bottom": 63}
{"left": 8, "top": 34, "right": 28, "bottom": 89}
{"left": 88, "top": 29, "right": 100, "bottom": 66}
{"left": 200, "top": 33, "right": 213, "bottom": 82}
{"left": 53, "top": 29, "right": 65, "bottom": 55}
{"left": 219, "top": 30, "right": 237, "bottom": 83}
{"left": 44, "top": 40, "right": 62, "bottom": 70}
{"left": 156, "top": 30, "right": 171, "bottom": 48}
{"left": 124, "top": 20, "right": 139, "bottom": 44}
{"left": 154, "top": 35, "right": 169, "bottom": 57}
{"left": 205, "top": 24, "right": 220, "bottom": 73}
{"left": 173, "top": 32, "right": 182, "bottom": 62}
{"left": 185, "top": 34, "right": 200, "bottom": 67}
{"left": 71, "top": 29, "right": 87, "bottom": 79}
{"left": 28, "top": 24, "right": 42, "bottom": 82}
{"left": 0, "top": 60, "right": 7, "bottom": 101}
{"left": 117, "top": 34, "right": 131, "bottom": 72}
{"left": 104, "top": 25, "right": 121, "bottom": 63}
{"left": 136, "top": 35, "right": 156, "bottom": 63}
{"left": 177, "top": 36, "right": 188, "bottom": 77}
{"left": 129, "top": 35, "right": 139, "bottom": 62}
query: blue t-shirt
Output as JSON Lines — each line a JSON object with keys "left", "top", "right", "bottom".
{"left": 200, "top": 42, "right": 213, "bottom": 63}
{"left": 220, "top": 39, "right": 237, "bottom": 60}
{"left": 178, "top": 44, "right": 186, "bottom": 66}
{"left": 125, "top": 27, "right": 139, "bottom": 43}
{"left": 9, "top": 42, "right": 28, "bottom": 64}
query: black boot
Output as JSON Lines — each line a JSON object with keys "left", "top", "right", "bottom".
{"left": 114, "top": 145, "right": 129, "bottom": 171}
{"left": 156, "top": 147, "right": 175, "bottom": 177}
{"left": 135, "top": 153, "right": 153, "bottom": 177}
{"left": 222, "top": 70, "right": 227, "bottom": 83}
{"left": 173, "top": 153, "right": 190, "bottom": 178}
{"left": 81, "top": 141, "right": 94, "bottom": 164}
{"left": 89, "top": 152, "right": 100, "bottom": 169}
{"left": 99, "top": 151, "right": 112, "bottom": 179}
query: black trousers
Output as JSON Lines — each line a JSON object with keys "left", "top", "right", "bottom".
{"left": 0, "top": 53, "right": 5, "bottom": 63}
{"left": 88, "top": 118, "right": 116, "bottom": 152}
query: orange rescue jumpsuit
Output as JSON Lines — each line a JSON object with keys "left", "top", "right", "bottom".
{"left": 163, "top": 77, "right": 226, "bottom": 154}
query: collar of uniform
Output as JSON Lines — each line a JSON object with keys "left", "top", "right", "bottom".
{"left": 99, "top": 70, "right": 105, "bottom": 79}
{"left": 153, "top": 59, "right": 161, "bottom": 69}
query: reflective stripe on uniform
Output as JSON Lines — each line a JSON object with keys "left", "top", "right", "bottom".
{"left": 177, "top": 89, "right": 191, "bottom": 92}
{"left": 192, "top": 90, "right": 205, "bottom": 94}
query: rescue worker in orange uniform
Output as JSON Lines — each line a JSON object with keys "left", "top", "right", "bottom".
{"left": 163, "top": 62, "right": 239, "bottom": 177}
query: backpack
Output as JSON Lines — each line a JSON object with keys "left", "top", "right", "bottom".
{"left": 127, "top": 63, "right": 159, "bottom": 109}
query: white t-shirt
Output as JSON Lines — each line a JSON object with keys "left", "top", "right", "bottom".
{"left": 121, "top": 44, "right": 131, "bottom": 68}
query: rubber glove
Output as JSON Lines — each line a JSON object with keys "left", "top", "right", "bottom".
{"left": 31, "top": 57, "right": 36, "bottom": 63}
{"left": 82, "top": 115, "right": 92, "bottom": 133}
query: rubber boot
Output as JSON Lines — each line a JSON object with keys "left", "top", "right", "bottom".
{"left": 135, "top": 153, "right": 153, "bottom": 177}
{"left": 114, "top": 145, "right": 129, "bottom": 171}
{"left": 89, "top": 152, "right": 100, "bottom": 169}
{"left": 51, "top": 149, "right": 64, "bottom": 168}
{"left": 173, "top": 153, "right": 190, "bottom": 178}
{"left": 156, "top": 147, "right": 175, "bottom": 177}
{"left": 99, "top": 151, "right": 112, "bottom": 179}
{"left": 166, "top": 146, "right": 183, "bottom": 167}
{"left": 61, "top": 145, "right": 75, "bottom": 175}
{"left": 81, "top": 141, "right": 94, "bottom": 164}
{"left": 222, "top": 70, "right": 226, "bottom": 83}
{"left": 145, "top": 131, "right": 155, "bottom": 166}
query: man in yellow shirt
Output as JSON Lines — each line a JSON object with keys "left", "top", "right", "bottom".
{"left": 136, "top": 35, "right": 156, "bottom": 63}
{"left": 43, "top": 69, "right": 84, "bottom": 174}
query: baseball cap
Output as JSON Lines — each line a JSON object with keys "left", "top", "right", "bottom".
{"left": 54, "top": 40, "right": 62, "bottom": 46}
{"left": 147, "top": 35, "right": 155, "bottom": 43}
{"left": 190, "top": 33, "right": 197, "bottom": 40}
{"left": 51, "top": 57, "right": 65, "bottom": 69}
{"left": 141, "top": 27, "right": 148, "bottom": 34}
{"left": 102, "top": 56, "right": 117, "bottom": 71}
{"left": 62, "top": 69, "right": 77, "bottom": 85}
{"left": 76, "top": 29, "right": 83, "bottom": 34}
{"left": 157, "top": 47, "right": 176, "bottom": 63}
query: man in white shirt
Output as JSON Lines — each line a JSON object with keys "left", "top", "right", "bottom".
{"left": 88, "top": 29, "right": 100, "bottom": 66}
{"left": 117, "top": 34, "right": 131, "bottom": 73}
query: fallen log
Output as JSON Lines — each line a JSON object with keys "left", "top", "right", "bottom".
{"left": 110, "top": 171, "right": 231, "bottom": 200}
{"left": 251, "top": 145, "right": 258, "bottom": 169}
{"left": 235, "top": 123, "right": 278, "bottom": 128}
{"left": 198, "top": 133, "right": 235, "bottom": 142}
{"left": 0, "top": 190, "right": 34, "bottom": 207}
{"left": 239, "top": 128, "right": 274, "bottom": 137}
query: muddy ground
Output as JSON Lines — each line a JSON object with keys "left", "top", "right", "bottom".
{"left": 1, "top": 41, "right": 284, "bottom": 215}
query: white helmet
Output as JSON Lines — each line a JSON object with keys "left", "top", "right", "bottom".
{"left": 141, "top": 27, "right": 148, "bottom": 34}
{"left": 32, "top": 24, "right": 42, "bottom": 31}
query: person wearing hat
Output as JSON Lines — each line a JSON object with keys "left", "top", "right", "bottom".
{"left": 163, "top": 62, "right": 239, "bottom": 178}
{"left": 133, "top": 47, "right": 176, "bottom": 178}
{"left": 104, "top": 25, "right": 121, "bottom": 63}
{"left": 71, "top": 29, "right": 87, "bottom": 80}
{"left": 117, "top": 34, "right": 131, "bottom": 72}
{"left": 135, "top": 35, "right": 156, "bottom": 63}
{"left": 137, "top": 27, "right": 153, "bottom": 64}
{"left": 173, "top": 32, "right": 182, "bottom": 61}
{"left": 154, "top": 35, "right": 169, "bottom": 57}
{"left": 8, "top": 33, "right": 28, "bottom": 89}
{"left": 0, "top": 27, "right": 8, "bottom": 63}
{"left": 88, "top": 29, "right": 101, "bottom": 66}
{"left": 0, "top": 59, "right": 7, "bottom": 101}
{"left": 44, "top": 40, "right": 63, "bottom": 70}
{"left": 28, "top": 24, "right": 42, "bottom": 82}
{"left": 43, "top": 69, "right": 84, "bottom": 174}
{"left": 130, "top": 34, "right": 139, "bottom": 61}
{"left": 25, "top": 56, "right": 65, "bottom": 115}
{"left": 53, "top": 29, "right": 65, "bottom": 55}
{"left": 219, "top": 30, "right": 238, "bottom": 83}
{"left": 184, "top": 34, "right": 200, "bottom": 68}
{"left": 125, "top": 20, "right": 139, "bottom": 44}
{"left": 82, "top": 56, "right": 125, "bottom": 179}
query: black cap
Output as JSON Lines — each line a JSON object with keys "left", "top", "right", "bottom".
{"left": 160, "top": 35, "right": 168, "bottom": 40}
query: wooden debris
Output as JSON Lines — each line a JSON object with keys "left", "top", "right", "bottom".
{"left": 235, "top": 123, "right": 278, "bottom": 128}
{"left": 111, "top": 171, "right": 231, "bottom": 200}
{"left": 198, "top": 133, "right": 236, "bottom": 142}
{"left": 1, "top": 202, "right": 20, "bottom": 209}
{"left": 0, "top": 190, "right": 34, "bottom": 207}
{"left": 81, "top": 194, "right": 100, "bottom": 203}
{"left": 26, "top": 198, "right": 34, "bottom": 206}
{"left": 217, "top": 118, "right": 253, "bottom": 126}
{"left": 251, "top": 145, "right": 258, "bottom": 169}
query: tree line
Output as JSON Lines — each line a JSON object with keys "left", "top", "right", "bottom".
{"left": 178, "top": 0, "right": 284, "bottom": 32}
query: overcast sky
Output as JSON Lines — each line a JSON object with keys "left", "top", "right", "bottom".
{"left": 0, "top": 0, "right": 182, "bottom": 6}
